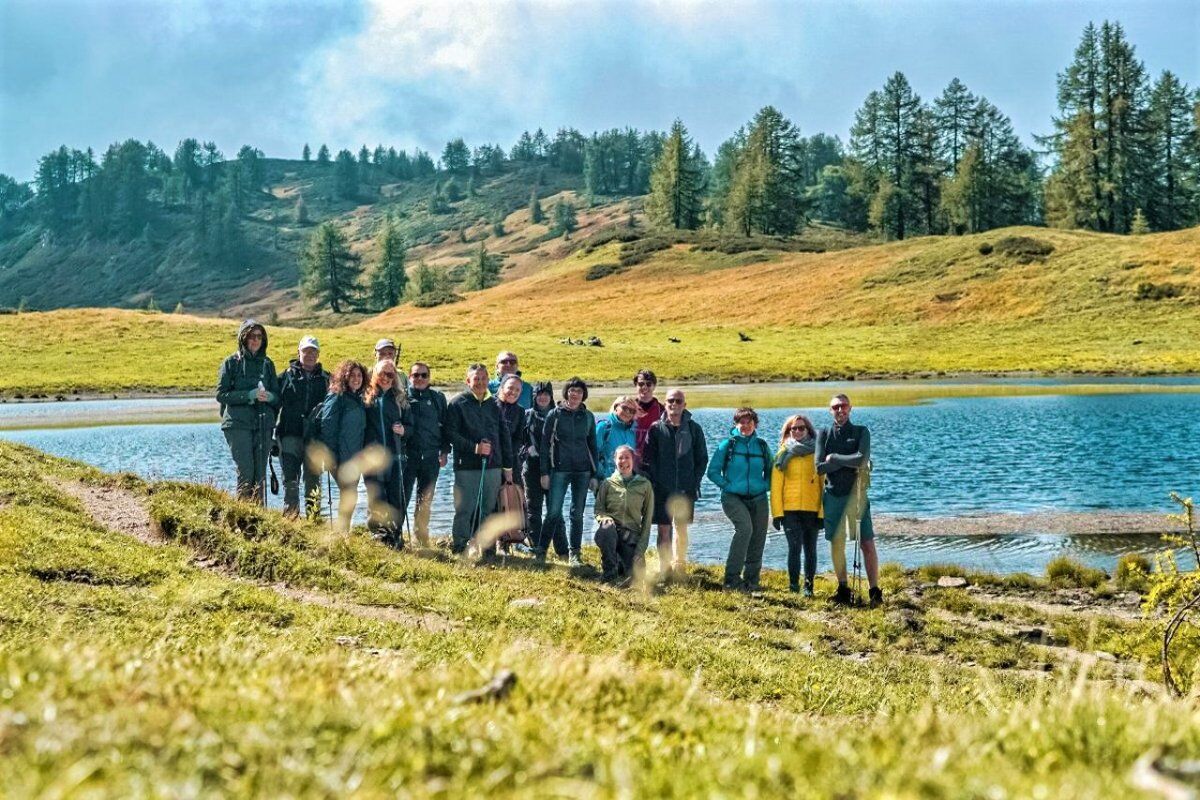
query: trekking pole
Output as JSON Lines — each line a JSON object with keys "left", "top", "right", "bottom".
{"left": 325, "top": 469, "right": 335, "bottom": 531}
{"left": 472, "top": 439, "right": 490, "bottom": 555}
{"left": 393, "top": 433, "right": 411, "bottom": 544}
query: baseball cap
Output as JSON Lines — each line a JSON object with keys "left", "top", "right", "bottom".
{"left": 374, "top": 338, "right": 397, "bottom": 352}
{"left": 298, "top": 335, "right": 320, "bottom": 351}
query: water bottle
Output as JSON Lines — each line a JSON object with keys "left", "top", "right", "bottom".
{"left": 256, "top": 380, "right": 265, "bottom": 403}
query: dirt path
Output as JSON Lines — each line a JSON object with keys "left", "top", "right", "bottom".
{"left": 58, "top": 479, "right": 458, "bottom": 634}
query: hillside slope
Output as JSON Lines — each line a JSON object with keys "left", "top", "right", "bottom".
{"left": 0, "top": 225, "right": 1196, "bottom": 395}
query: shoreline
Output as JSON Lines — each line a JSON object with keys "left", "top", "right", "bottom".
{"left": 2, "top": 369, "right": 1199, "bottom": 404}
{"left": 873, "top": 511, "right": 1173, "bottom": 537}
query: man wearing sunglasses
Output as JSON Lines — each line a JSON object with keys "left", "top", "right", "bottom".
{"left": 404, "top": 361, "right": 449, "bottom": 546}
{"left": 488, "top": 350, "right": 533, "bottom": 408}
{"left": 816, "top": 394, "right": 880, "bottom": 606}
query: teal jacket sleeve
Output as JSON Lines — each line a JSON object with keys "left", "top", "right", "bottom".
{"left": 706, "top": 439, "right": 729, "bottom": 492}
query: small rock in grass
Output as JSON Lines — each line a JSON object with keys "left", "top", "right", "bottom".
{"left": 508, "top": 597, "right": 543, "bottom": 609}
{"left": 937, "top": 576, "right": 969, "bottom": 588}
{"left": 1013, "top": 626, "right": 1050, "bottom": 643}
{"left": 454, "top": 669, "right": 517, "bottom": 704}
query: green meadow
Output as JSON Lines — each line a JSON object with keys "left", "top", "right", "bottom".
{"left": 1, "top": 440, "right": 1198, "bottom": 797}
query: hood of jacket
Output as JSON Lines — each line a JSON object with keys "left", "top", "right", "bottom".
{"left": 606, "top": 411, "right": 635, "bottom": 430}
{"left": 238, "top": 319, "right": 269, "bottom": 358}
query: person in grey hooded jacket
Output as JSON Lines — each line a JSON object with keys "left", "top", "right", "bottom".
{"left": 216, "top": 320, "right": 280, "bottom": 502}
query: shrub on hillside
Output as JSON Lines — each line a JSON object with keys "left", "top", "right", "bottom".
{"left": 978, "top": 242, "right": 994, "bottom": 255}
{"left": 584, "top": 262, "right": 627, "bottom": 281}
{"left": 1135, "top": 282, "right": 1183, "bottom": 301}
{"left": 1045, "top": 556, "right": 1107, "bottom": 589}
{"left": 411, "top": 290, "right": 463, "bottom": 308}
{"left": 993, "top": 236, "right": 1054, "bottom": 263}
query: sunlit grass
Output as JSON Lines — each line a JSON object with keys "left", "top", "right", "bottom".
{"left": 1, "top": 440, "right": 1199, "bottom": 795}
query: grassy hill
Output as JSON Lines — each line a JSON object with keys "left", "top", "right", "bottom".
{"left": 1, "top": 441, "right": 1196, "bottom": 796}
{"left": 0, "top": 224, "right": 1196, "bottom": 396}
{"left": 0, "top": 159, "right": 617, "bottom": 316}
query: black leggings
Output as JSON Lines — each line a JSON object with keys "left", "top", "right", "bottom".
{"left": 783, "top": 510, "right": 822, "bottom": 588}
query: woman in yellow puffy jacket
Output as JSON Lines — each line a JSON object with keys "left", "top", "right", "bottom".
{"left": 770, "top": 414, "right": 823, "bottom": 595}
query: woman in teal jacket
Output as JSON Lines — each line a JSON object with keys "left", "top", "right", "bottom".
{"left": 707, "top": 407, "right": 773, "bottom": 591}
{"left": 594, "top": 396, "right": 639, "bottom": 481}
{"left": 319, "top": 360, "right": 367, "bottom": 532}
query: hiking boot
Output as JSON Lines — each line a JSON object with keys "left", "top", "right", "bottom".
{"left": 568, "top": 553, "right": 583, "bottom": 568}
{"left": 533, "top": 550, "right": 547, "bottom": 564}
{"left": 832, "top": 585, "right": 853, "bottom": 606}
{"left": 789, "top": 584, "right": 801, "bottom": 594}
{"left": 869, "top": 586, "right": 884, "bottom": 607}
{"left": 803, "top": 582, "right": 815, "bottom": 598}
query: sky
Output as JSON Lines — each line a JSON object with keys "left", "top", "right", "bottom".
{"left": 1, "top": 0, "right": 1197, "bottom": 181}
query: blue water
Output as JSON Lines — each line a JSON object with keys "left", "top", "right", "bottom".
{"left": 3, "top": 392, "right": 1198, "bottom": 575}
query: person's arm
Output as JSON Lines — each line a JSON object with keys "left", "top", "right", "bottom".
{"left": 498, "top": 404, "right": 514, "bottom": 471}
{"left": 445, "top": 400, "right": 474, "bottom": 457}
{"left": 398, "top": 401, "right": 414, "bottom": 441}
{"left": 693, "top": 422, "right": 710, "bottom": 496}
{"left": 587, "top": 414, "right": 600, "bottom": 480}
{"left": 705, "top": 439, "right": 728, "bottom": 492}
{"left": 216, "top": 357, "right": 253, "bottom": 407}
{"left": 638, "top": 484, "right": 654, "bottom": 550}
{"left": 639, "top": 426, "right": 657, "bottom": 482}
{"left": 815, "top": 428, "right": 833, "bottom": 475}
{"left": 263, "top": 361, "right": 281, "bottom": 409}
{"left": 437, "top": 393, "right": 452, "bottom": 456}
{"left": 594, "top": 479, "right": 612, "bottom": 523}
{"left": 319, "top": 394, "right": 342, "bottom": 462}
{"left": 539, "top": 409, "right": 555, "bottom": 475}
{"left": 770, "top": 451, "right": 784, "bottom": 520}
{"left": 825, "top": 427, "right": 871, "bottom": 470}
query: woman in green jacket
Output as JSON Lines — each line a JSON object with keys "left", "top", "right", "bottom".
{"left": 593, "top": 445, "right": 654, "bottom": 587}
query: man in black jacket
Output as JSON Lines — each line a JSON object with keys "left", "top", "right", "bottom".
{"left": 404, "top": 361, "right": 449, "bottom": 546}
{"left": 444, "top": 363, "right": 514, "bottom": 554}
{"left": 641, "top": 388, "right": 709, "bottom": 580}
{"left": 274, "top": 336, "right": 330, "bottom": 518}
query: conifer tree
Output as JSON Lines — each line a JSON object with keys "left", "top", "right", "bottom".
{"left": 370, "top": 222, "right": 408, "bottom": 309}
{"left": 529, "top": 188, "right": 544, "bottom": 223}
{"left": 464, "top": 244, "right": 501, "bottom": 290}
{"left": 722, "top": 106, "right": 808, "bottom": 235}
{"left": 441, "top": 139, "right": 470, "bottom": 173}
{"left": 295, "top": 193, "right": 308, "bottom": 225}
{"left": 334, "top": 150, "right": 358, "bottom": 199}
{"left": 551, "top": 199, "right": 576, "bottom": 237}
{"left": 316, "top": 144, "right": 331, "bottom": 166}
{"left": 1145, "top": 70, "right": 1197, "bottom": 230}
{"left": 301, "top": 222, "right": 361, "bottom": 313}
{"left": 302, "top": 144, "right": 311, "bottom": 162}
{"left": 646, "top": 119, "right": 704, "bottom": 230}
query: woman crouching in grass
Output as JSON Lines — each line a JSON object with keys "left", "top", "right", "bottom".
{"left": 319, "top": 360, "right": 368, "bottom": 532}
{"left": 593, "top": 445, "right": 653, "bottom": 587}
{"left": 771, "top": 414, "right": 823, "bottom": 596}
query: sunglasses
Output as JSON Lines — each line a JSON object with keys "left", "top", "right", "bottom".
{"left": 666, "top": 398, "right": 684, "bottom": 405}
{"left": 636, "top": 381, "right": 655, "bottom": 387}
{"left": 830, "top": 403, "right": 849, "bottom": 410}
{"left": 411, "top": 372, "right": 429, "bottom": 379}
{"left": 499, "top": 358, "right": 517, "bottom": 365}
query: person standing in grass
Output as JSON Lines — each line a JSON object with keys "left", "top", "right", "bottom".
{"left": 771, "top": 414, "right": 823, "bottom": 596}
{"left": 595, "top": 396, "right": 639, "bottom": 481}
{"left": 445, "top": 363, "right": 514, "bottom": 555}
{"left": 274, "top": 336, "right": 329, "bottom": 518}
{"left": 363, "top": 360, "right": 412, "bottom": 548}
{"left": 707, "top": 407, "right": 772, "bottom": 592}
{"left": 632, "top": 369, "right": 664, "bottom": 458}
{"left": 404, "top": 361, "right": 449, "bottom": 547}
{"left": 497, "top": 375, "right": 527, "bottom": 482}
{"left": 640, "top": 389, "right": 708, "bottom": 580}
{"left": 374, "top": 338, "right": 409, "bottom": 394}
{"left": 488, "top": 350, "right": 533, "bottom": 409}
{"left": 318, "top": 360, "right": 368, "bottom": 532}
{"left": 538, "top": 377, "right": 599, "bottom": 567}
{"left": 522, "top": 382, "right": 567, "bottom": 559}
{"left": 217, "top": 320, "right": 280, "bottom": 503}
{"left": 817, "top": 394, "right": 880, "bottom": 606}
{"left": 594, "top": 445, "right": 654, "bottom": 587}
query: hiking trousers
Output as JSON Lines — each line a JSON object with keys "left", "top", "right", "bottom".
{"left": 402, "top": 451, "right": 443, "bottom": 545}
{"left": 721, "top": 492, "right": 770, "bottom": 589}
{"left": 279, "top": 435, "right": 322, "bottom": 518}
{"left": 452, "top": 468, "right": 501, "bottom": 553}
{"left": 224, "top": 424, "right": 271, "bottom": 503}
{"left": 545, "top": 470, "right": 592, "bottom": 556}
{"left": 523, "top": 458, "right": 567, "bottom": 556}
{"left": 783, "top": 510, "right": 822, "bottom": 589}
{"left": 595, "top": 521, "right": 641, "bottom": 583}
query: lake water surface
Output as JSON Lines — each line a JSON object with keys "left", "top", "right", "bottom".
{"left": 3, "top": 387, "right": 1198, "bottom": 575}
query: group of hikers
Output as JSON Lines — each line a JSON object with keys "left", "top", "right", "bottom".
{"left": 216, "top": 320, "right": 882, "bottom": 606}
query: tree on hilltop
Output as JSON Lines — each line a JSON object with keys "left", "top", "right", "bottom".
{"left": 301, "top": 222, "right": 361, "bottom": 313}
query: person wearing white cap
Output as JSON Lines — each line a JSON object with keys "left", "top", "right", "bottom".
{"left": 374, "top": 338, "right": 409, "bottom": 394}
{"left": 274, "top": 335, "right": 330, "bottom": 517}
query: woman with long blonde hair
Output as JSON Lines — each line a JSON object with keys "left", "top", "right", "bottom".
{"left": 363, "top": 359, "right": 413, "bottom": 548}
{"left": 770, "top": 413, "right": 823, "bottom": 595}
